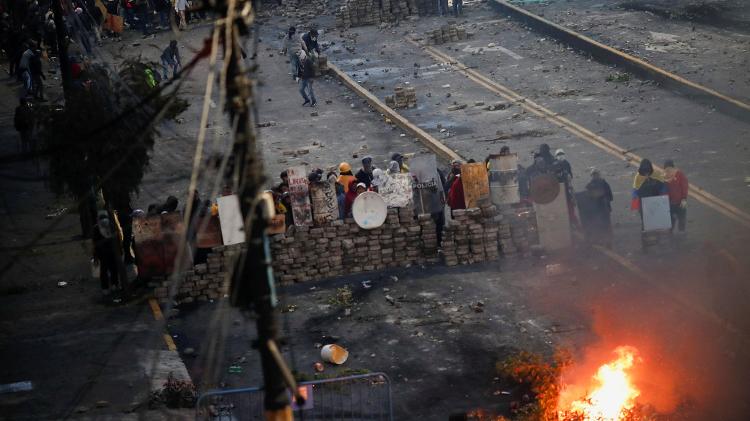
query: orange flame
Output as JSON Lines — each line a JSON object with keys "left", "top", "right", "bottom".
{"left": 559, "top": 346, "right": 641, "bottom": 421}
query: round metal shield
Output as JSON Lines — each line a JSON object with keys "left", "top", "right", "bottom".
{"left": 530, "top": 174, "right": 560, "bottom": 204}
{"left": 352, "top": 191, "right": 387, "bottom": 229}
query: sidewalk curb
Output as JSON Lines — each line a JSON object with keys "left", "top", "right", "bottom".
{"left": 488, "top": 0, "right": 750, "bottom": 121}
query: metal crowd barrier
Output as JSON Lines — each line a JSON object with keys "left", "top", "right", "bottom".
{"left": 196, "top": 372, "right": 393, "bottom": 420}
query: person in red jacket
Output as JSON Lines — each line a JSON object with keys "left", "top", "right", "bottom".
{"left": 446, "top": 170, "right": 465, "bottom": 211}
{"left": 663, "top": 159, "right": 688, "bottom": 233}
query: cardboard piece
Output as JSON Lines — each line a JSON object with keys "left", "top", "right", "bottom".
{"left": 217, "top": 194, "right": 246, "bottom": 246}
{"left": 288, "top": 166, "right": 313, "bottom": 226}
{"left": 534, "top": 182, "right": 572, "bottom": 251}
{"left": 461, "top": 162, "right": 490, "bottom": 208}
{"left": 378, "top": 173, "right": 413, "bottom": 208}
{"left": 641, "top": 195, "right": 671, "bottom": 231}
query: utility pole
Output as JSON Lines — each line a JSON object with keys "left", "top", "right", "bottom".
{"left": 221, "top": 1, "right": 300, "bottom": 419}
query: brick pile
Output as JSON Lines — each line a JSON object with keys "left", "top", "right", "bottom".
{"left": 499, "top": 204, "right": 538, "bottom": 256}
{"left": 385, "top": 85, "right": 417, "bottom": 109}
{"left": 151, "top": 245, "right": 238, "bottom": 305}
{"left": 270, "top": 0, "right": 329, "bottom": 20}
{"left": 152, "top": 205, "right": 539, "bottom": 303}
{"left": 426, "top": 24, "right": 469, "bottom": 45}
{"left": 335, "top": 0, "right": 427, "bottom": 28}
{"left": 268, "top": 205, "right": 443, "bottom": 283}
{"left": 442, "top": 204, "right": 501, "bottom": 266}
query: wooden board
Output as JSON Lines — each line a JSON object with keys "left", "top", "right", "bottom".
{"left": 461, "top": 162, "right": 490, "bottom": 208}
{"left": 309, "top": 180, "right": 339, "bottom": 225}
{"left": 378, "top": 173, "right": 413, "bottom": 208}
{"left": 534, "top": 182, "right": 572, "bottom": 251}
{"left": 287, "top": 166, "right": 313, "bottom": 226}
{"left": 217, "top": 194, "right": 246, "bottom": 246}
{"left": 642, "top": 195, "right": 671, "bottom": 231}
{"left": 195, "top": 215, "right": 222, "bottom": 248}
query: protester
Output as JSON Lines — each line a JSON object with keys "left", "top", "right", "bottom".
{"left": 301, "top": 28, "right": 320, "bottom": 56}
{"left": 154, "top": 0, "right": 171, "bottom": 30}
{"left": 279, "top": 170, "right": 289, "bottom": 186}
{"left": 159, "top": 195, "right": 179, "bottom": 213}
{"left": 280, "top": 26, "right": 298, "bottom": 79}
{"left": 525, "top": 153, "right": 552, "bottom": 181}
{"left": 453, "top": 0, "right": 463, "bottom": 16}
{"left": 297, "top": 51, "right": 316, "bottom": 106}
{"left": 391, "top": 153, "right": 409, "bottom": 172}
{"left": 538, "top": 143, "right": 555, "bottom": 166}
{"left": 631, "top": 158, "right": 667, "bottom": 231}
{"left": 386, "top": 160, "right": 400, "bottom": 176}
{"left": 370, "top": 168, "right": 387, "bottom": 192}
{"left": 344, "top": 180, "right": 364, "bottom": 217}
{"left": 583, "top": 168, "right": 613, "bottom": 247}
{"left": 663, "top": 159, "right": 688, "bottom": 233}
{"left": 355, "top": 156, "right": 375, "bottom": 187}
{"left": 175, "top": 0, "right": 188, "bottom": 30}
{"left": 446, "top": 166, "right": 465, "bottom": 211}
{"left": 160, "top": 40, "right": 181, "bottom": 79}
{"left": 92, "top": 211, "right": 121, "bottom": 297}
{"left": 14, "top": 98, "right": 34, "bottom": 153}
{"left": 337, "top": 162, "right": 355, "bottom": 193}
{"left": 554, "top": 148, "right": 572, "bottom": 182}
{"left": 29, "top": 48, "right": 45, "bottom": 100}
{"left": 444, "top": 159, "right": 461, "bottom": 193}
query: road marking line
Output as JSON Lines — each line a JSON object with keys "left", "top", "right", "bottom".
{"left": 413, "top": 40, "right": 750, "bottom": 228}
{"left": 149, "top": 297, "right": 164, "bottom": 321}
{"left": 163, "top": 333, "right": 177, "bottom": 351}
{"left": 461, "top": 44, "right": 523, "bottom": 59}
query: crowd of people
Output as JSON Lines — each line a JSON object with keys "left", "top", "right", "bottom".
{"left": 268, "top": 144, "right": 690, "bottom": 250}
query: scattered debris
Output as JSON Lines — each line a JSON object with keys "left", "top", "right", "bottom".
{"left": 329, "top": 285, "right": 354, "bottom": 307}
{"left": 320, "top": 344, "right": 349, "bottom": 365}
{"left": 313, "top": 362, "right": 325, "bottom": 372}
{"left": 385, "top": 294, "right": 396, "bottom": 305}
{"left": 385, "top": 86, "right": 418, "bottom": 109}
{"left": 0, "top": 381, "right": 33, "bottom": 394}
{"left": 606, "top": 72, "right": 631, "bottom": 82}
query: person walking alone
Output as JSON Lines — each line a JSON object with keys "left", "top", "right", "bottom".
{"left": 663, "top": 159, "right": 688, "bottom": 233}
{"left": 297, "top": 51, "right": 316, "bottom": 107}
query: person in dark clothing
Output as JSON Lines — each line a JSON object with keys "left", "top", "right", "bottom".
{"left": 538, "top": 143, "right": 555, "bottom": 166}
{"left": 134, "top": 0, "right": 151, "bottom": 36}
{"left": 301, "top": 29, "right": 320, "bottom": 55}
{"left": 14, "top": 98, "right": 34, "bottom": 154}
{"left": 355, "top": 156, "right": 375, "bottom": 187}
{"left": 583, "top": 168, "right": 613, "bottom": 247}
{"left": 92, "top": 211, "right": 120, "bottom": 295}
{"left": 444, "top": 160, "right": 462, "bottom": 193}
{"left": 159, "top": 195, "right": 179, "bottom": 213}
{"left": 344, "top": 181, "right": 366, "bottom": 217}
{"left": 153, "top": 0, "right": 171, "bottom": 29}
{"left": 160, "top": 39, "right": 181, "bottom": 79}
{"left": 276, "top": 183, "right": 293, "bottom": 226}
{"left": 29, "top": 49, "right": 45, "bottom": 100}
{"left": 525, "top": 153, "right": 552, "bottom": 181}
{"left": 297, "top": 53, "right": 316, "bottom": 106}
{"left": 553, "top": 148, "right": 573, "bottom": 182}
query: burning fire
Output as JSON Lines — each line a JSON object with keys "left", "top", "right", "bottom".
{"left": 559, "top": 346, "right": 641, "bottom": 421}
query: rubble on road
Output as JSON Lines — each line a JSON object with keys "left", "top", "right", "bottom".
{"left": 425, "top": 24, "right": 471, "bottom": 45}
{"left": 385, "top": 85, "right": 418, "bottom": 109}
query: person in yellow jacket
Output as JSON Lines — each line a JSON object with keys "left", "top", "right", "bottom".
{"left": 337, "top": 162, "right": 356, "bottom": 193}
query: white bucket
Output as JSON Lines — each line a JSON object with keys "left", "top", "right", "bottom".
{"left": 320, "top": 344, "right": 349, "bottom": 365}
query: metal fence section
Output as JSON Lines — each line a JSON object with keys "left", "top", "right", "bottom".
{"left": 196, "top": 372, "right": 393, "bottom": 420}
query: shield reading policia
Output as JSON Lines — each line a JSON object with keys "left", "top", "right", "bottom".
{"left": 409, "top": 153, "right": 444, "bottom": 214}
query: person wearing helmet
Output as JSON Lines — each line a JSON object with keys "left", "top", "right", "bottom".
{"left": 337, "top": 162, "right": 356, "bottom": 193}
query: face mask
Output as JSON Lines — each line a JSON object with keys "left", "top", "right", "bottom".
{"left": 556, "top": 154, "right": 565, "bottom": 161}
{"left": 311, "top": 37, "right": 317, "bottom": 42}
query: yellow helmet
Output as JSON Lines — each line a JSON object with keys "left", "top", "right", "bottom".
{"left": 339, "top": 162, "right": 352, "bottom": 173}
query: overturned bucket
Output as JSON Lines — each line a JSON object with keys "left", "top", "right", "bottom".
{"left": 320, "top": 344, "right": 349, "bottom": 365}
